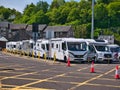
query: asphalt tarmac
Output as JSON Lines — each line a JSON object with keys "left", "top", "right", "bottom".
{"left": 0, "top": 52, "right": 120, "bottom": 90}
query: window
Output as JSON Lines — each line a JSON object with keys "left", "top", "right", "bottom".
{"left": 41, "top": 44, "right": 45, "bottom": 50}
{"left": 56, "top": 44, "right": 58, "bottom": 48}
{"left": 88, "top": 45, "right": 95, "bottom": 53}
{"left": 62, "top": 42, "right": 66, "bottom": 50}
{"left": 37, "top": 44, "right": 39, "bottom": 46}
{"left": 52, "top": 43, "right": 54, "bottom": 48}
{"left": 46, "top": 44, "right": 49, "bottom": 51}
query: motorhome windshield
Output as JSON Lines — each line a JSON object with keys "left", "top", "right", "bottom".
{"left": 95, "top": 45, "right": 109, "bottom": 52}
{"left": 67, "top": 42, "right": 87, "bottom": 51}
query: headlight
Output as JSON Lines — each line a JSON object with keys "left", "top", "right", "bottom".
{"left": 69, "top": 53, "right": 74, "bottom": 58}
{"left": 98, "top": 53, "right": 103, "bottom": 57}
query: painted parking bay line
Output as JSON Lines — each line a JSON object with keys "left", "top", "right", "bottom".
{"left": 69, "top": 67, "right": 116, "bottom": 90}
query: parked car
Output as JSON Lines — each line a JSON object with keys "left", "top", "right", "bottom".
{"left": 107, "top": 44, "right": 119, "bottom": 61}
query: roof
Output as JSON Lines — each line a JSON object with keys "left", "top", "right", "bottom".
{"left": 0, "top": 37, "right": 8, "bottom": 42}
{"left": 10, "top": 24, "right": 27, "bottom": 30}
{"left": 0, "top": 22, "right": 9, "bottom": 28}
{"left": 26, "top": 24, "right": 47, "bottom": 31}
{"left": 51, "top": 38, "right": 85, "bottom": 42}
{"left": 44, "top": 26, "right": 72, "bottom": 32}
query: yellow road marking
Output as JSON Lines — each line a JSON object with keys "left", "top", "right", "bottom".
{"left": 69, "top": 67, "right": 115, "bottom": 90}
{"left": 87, "top": 83, "right": 120, "bottom": 88}
{"left": 1, "top": 72, "right": 37, "bottom": 80}
{"left": 12, "top": 65, "right": 91, "bottom": 89}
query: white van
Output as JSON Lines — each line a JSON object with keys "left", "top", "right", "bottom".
{"left": 49, "top": 38, "right": 87, "bottom": 62}
{"left": 85, "top": 39, "right": 113, "bottom": 63}
{"left": 33, "top": 39, "right": 49, "bottom": 58}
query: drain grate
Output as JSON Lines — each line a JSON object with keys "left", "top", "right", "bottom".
{"left": 0, "top": 68, "right": 15, "bottom": 71}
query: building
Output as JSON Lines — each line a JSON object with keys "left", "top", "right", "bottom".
{"left": 0, "top": 36, "right": 8, "bottom": 50}
{"left": 44, "top": 26, "right": 74, "bottom": 39}
{"left": 0, "top": 21, "right": 74, "bottom": 41}
{"left": 98, "top": 35, "right": 114, "bottom": 44}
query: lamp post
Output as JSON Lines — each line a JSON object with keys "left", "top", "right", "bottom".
{"left": 91, "top": 0, "right": 94, "bottom": 39}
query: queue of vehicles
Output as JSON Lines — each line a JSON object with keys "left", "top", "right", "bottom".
{"left": 6, "top": 38, "right": 120, "bottom": 63}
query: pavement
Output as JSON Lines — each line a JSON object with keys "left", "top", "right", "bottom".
{"left": 0, "top": 51, "right": 120, "bottom": 90}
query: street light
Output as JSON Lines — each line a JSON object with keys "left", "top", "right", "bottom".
{"left": 91, "top": 0, "right": 94, "bottom": 39}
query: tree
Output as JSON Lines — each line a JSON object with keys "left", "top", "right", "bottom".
{"left": 36, "top": 1, "right": 49, "bottom": 13}
{"left": 50, "top": 0, "right": 65, "bottom": 9}
{"left": 28, "top": 10, "right": 49, "bottom": 24}
{"left": 107, "top": 2, "right": 120, "bottom": 27}
{"left": 23, "top": 3, "right": 36, "bottom": 16}
{"left": 96, "top": 0, "right": 118, "bottom": 4}
{"left": 94, "top": 3, "right": 108, "bottom": 28}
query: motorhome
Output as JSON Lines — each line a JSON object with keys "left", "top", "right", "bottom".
{"left": 107, "top": 44, "right": 119, "bottom": 61}
{"left": 49, "top": 38, "right": 87, "bottom": 62}
{"left": 16, "top": 41, "right": 22, "bottom": 54}
{"left": 85, "top": 39, "right": 113, "bottom": 63}
{"left": 33, "top": 39, "right": 49, "bottom": 58}
{"left": 6, "top": 41, "right": 17, "bottom": 52}
{"left": 21, "top": 39, "right": 34, "bottom": 56}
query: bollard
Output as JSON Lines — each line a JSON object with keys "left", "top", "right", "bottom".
{"left": 53, "top": 52, "right": 56, "bottom": 63}
{"left": 38, "top": 52, "right": 40, "bottom": 59}
{"left": 27, "top": 50, "right": 29, "bottom": 57}
{"left": 32, "top": 51, "right": 34, "bottom": 58}
{"left": 44, "top": 53, "right": 47, "bottom": 61}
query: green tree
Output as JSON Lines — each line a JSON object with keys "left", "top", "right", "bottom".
{"left": 94, "top": 3, "right": 108, "bottom": 28}
{"left": 107, "top": 2, "right": 120, "bottom": 27}
{"left": 36, "top": 1, "right": 49, "bottom": 13}
{"left": 28, "top": 10, "right": 49, "bottom": 24}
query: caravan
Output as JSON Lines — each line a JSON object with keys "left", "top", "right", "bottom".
{"left": 49, "top": 38, "right": 87, "bottom": 62}
{"left": 85, "top": 39, "right": 113, "bottom": 63}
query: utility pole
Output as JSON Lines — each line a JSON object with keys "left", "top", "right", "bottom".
{"left": 91, "top": 0, "right": 94, "bottom": 39}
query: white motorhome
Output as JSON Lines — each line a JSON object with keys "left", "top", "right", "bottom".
{"left": 49, "top": 38, "right": 87, "bottom": 62}
{"left": 21, "top": 39, "right": 34, "bottom": 55}
{"left": 107, "top": 44, "right": 119, "bottom": 61}
{"left": 6, "top": 41, "right": 17, "bottom": 52}
{"left": 33, "top": 39, "right": 49, "bottom": 58}
{"left": 85, "top": 39, "right": 113, "bottom": 63}
{"left": 16, "top": 41, "right": 22, "bottom": 54}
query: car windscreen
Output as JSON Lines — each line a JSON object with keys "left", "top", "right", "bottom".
{"left": 67, "top": 42, "right": 87, "bottom": 51}
{"left": 95, "top": 45, "right": 109, "bottom": 52}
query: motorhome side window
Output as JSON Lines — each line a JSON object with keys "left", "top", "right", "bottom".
{"left": 37, "top": 44, "right": 39, "bottom": 46}
{"left": 51, "top": 43, "right": 54, "bottom": 48}
{"left": 56, "top": 44, "right": 58, "bottom": 48}
{"left": 13, "top": 45, "right": 16, "bottom": 48}
{"left": 41, "top": 44, "right": 45, "bottom": 50}
{"left": 62, "top": 42, "right": 66, "bottom": 50}
{"left": 30, "top": 43, "right": 33, "bottom": 48}
{"left": 46, "top": 44, "right": 49, "bottom": 50}
{"left": 88, "top": 45, "right": 95, "bottom": 52}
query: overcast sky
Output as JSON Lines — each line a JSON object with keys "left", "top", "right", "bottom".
{"left": 0, "top": 0, "right": 79, "bottom": 13}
